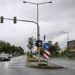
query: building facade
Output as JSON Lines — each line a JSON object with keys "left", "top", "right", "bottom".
{"left": 67, "top": 40, "right": 75, "bottom": 57}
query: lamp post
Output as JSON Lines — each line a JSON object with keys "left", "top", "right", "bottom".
{"left": 23, "top": 1, "right": 52, "bottom": 63}
{"left": 61, "top": 31, "right": 69, "bottom": 56}
{"left": 61, "top": 31, "right": 69, "bottom": 42}
{"left": 23, "top": 1, "right": 52, "bottom": 41}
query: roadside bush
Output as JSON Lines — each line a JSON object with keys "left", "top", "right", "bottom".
{"left": 27, "top": 56, "right": 38, "bottom": 62}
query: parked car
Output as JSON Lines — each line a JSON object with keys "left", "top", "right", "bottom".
{"left": 0, "top": 53, "right": 11, "bottom": 61}
{"left": 9, "top": 54, "right": 13, "bottom": 58}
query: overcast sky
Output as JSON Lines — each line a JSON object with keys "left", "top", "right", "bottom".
{"left": 0, "top": 0, "right": 75, "bottom": 51}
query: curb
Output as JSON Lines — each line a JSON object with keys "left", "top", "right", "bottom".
{"left": 26, "top": 62, "right": 64, "bottom": 69}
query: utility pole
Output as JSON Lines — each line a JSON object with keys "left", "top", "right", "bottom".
{"left": 61, "top": 31, "right": 69, "bottom": 56}
{"left": 23, "top": 1, "right": 52, "bottom": 40}
{"left": 23, "top": 0, "right": 52, "bottom": 62}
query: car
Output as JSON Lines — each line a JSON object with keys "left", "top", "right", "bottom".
{"left": 9, "top": 54, "right": 13, "bottom": 58}
{"left": 0, "top": 53, "right": 11, "bottom": 61}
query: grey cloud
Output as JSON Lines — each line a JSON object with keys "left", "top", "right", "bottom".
{"left": 57, "top": 0, "right": 75, "bottom": 9}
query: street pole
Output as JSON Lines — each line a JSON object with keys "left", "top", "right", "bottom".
{"left": 23, "top": 1, "right": 52, "bottom": 63}
{"left": 23, "top": 1, "right": 52, "bottom": 41}
{"left": 66, "top": 32, "right": 70, "bottom": 57}
{"left": 36, "top": 4, "right": 40, "bottom": 62}
{"left": 61, "top": 31, "right": 69, "bottom": 56}
{"left": 37, "top": 4, "right": 40, "bottom": 40}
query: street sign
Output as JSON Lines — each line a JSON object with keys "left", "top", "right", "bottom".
{"left": 43, "top": 42, "right": 51, "bottom": 59}
{"left": 44, "top": 50, "right": 50, "bottom": 59}
{"left": 43, "top": 43, "right": 50, "bottom": 50}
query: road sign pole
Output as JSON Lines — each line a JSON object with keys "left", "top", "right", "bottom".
{"left": 43, "top": 43, "right": 51, "bottom": 64}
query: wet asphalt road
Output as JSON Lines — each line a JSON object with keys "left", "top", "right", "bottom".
{"left": 0, "top": 56, "right": 75, "bottom": 75}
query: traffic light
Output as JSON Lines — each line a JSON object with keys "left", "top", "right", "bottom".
{"left": 35, "top": 40, "right": 43, "bottom": 47}
{"left": 35, "top": 40, "right": 38, "bottom": 46}
{"left": 13, "top": 16, "right": 17, "bottom": 24}
{"left": 0, "top": 16, "right": 4, "bottom": 23}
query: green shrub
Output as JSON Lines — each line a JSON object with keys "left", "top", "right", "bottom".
{"left": 27, "top": 56, "right": 38, "bottom": 62}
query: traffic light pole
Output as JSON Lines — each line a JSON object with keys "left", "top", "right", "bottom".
{"left": 3, "top": 17, "right": 40, "bottom": 39}
{"left": 37, "top": 4, "right": 40, "bottom": 41}
{"left": 0, "top": 16, "right": 40, "bottom": 41}
{"left": 36, "top": 4, "right": 41, "bottom": 63}
{"left": 0, "top": 16, "right": 41, "bottom": 63}
{"left": 23, "top": 1, "right": 52, "bottom": 41}
{"left": 23, "top": 1, "right": 52, "bottom": 63}
{"left": 0, "top": 16, "right": 39, "bottom": 41}
{"left": 2, "top": 17, "right": 37, "bottom": 24}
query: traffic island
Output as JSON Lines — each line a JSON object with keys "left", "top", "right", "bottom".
{"left": 26, "top": 62, "right": 64, "bottom": 69}
{"left": 26, "top": 55, "right": 64, "bottom": 69}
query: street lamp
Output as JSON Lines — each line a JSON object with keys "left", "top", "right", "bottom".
{"left": 23, "top": 1, "right": 52, "bottom": 62}
{"left": 23, "top": 1, "right": 52, "bottom": 41}
{"left": 61, "top": 31, "right": 69, "bottom": 42}
{"left": 61, "top": 31, "right": 69, "bottom": 56}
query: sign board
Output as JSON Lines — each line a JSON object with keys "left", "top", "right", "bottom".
{"left": 43, "top": 43, "right": 50, "bottom": 50}
{"left": 44, "top": 50, "right": 50, "bottom": 59}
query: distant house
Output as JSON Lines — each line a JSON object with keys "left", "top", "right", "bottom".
{"left": 67, "top": 40, "right": 75, "bottom": 57}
